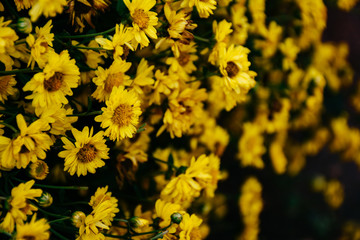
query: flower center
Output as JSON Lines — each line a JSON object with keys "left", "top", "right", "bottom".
{"left": 77, "top": 143, "right": 97, "bottom": 163}
{"left": 225, "top": 61, "right": 239, "bottom": 78}
{"left": 112, "top": 104, "right": 133, "bottom": 127}
{"left": 104, "top": 72, "right": 125, "bottom": 93}
{"left": 44, "top": 72, "right": 64, "bottom": 92}
{"left": 178, "top": 52, "right": 190, "bottom": 66}
{"left": 0, "top": 76, "right": 10, "bottom": 94}
{"left": 133, "top": 9, "right": 150, "bottom": 29}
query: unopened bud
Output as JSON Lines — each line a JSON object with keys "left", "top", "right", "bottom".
{"left": 72, "top": 211, "right": 86, "bottom": 228}
{"left": 38, "top": 192, "right": 53, "bottom": 207}
{"left": 17, "top": 17, "right": 32, "bottom": 34}
{"left": 171, "top": 212, "right": 182, "bottom": 224}
{"left": 129, "top": 217, "right": 149, "bottom": 228}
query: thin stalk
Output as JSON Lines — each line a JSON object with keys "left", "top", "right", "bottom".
{"left": 193, "top": 35, "right": 210, "bottom": 43}
{"left": 12, "top": 177, "right": 88, "bottom": 190}
{"left": 58, "top": 27, "right": 116, "bottom": 39}
{"left": 49, "top": 217, "right": 71, "bottom": 224}
{"left": 50, "top": 229, "right": 69, "bottom": 240}
{"left": 67, "top": 111, "right": 102, "bottom": 117}
{"left": 0, "top": 122, "right": 18, "bottom": 133}
{"left": 0, "top": 68, "right": 41, "bottom": 76}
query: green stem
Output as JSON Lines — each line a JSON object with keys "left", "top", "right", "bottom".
{"left": 193, "top": 35, "right": 210, "bottom": 43}
{"left": 58, "top": 27, "right": 116, "bottom": 39}
{"left": 72, "top": 45, "right": 108, "bottom": 51}
{"left": 15, "top": 39, "right": 27, "bottom": 45}
{"left": 103, "top": 233, "right": 128, "bottom": 239}
{"left": 0, "top": 196, "right": 7, "bottom": 200}
{"left": 114, "top": 218, "right": 128, "bottom": 223}
{"left": 151, "top": 157, "right": 178, "bottom": 171}
{"left": 67, "top": 111, "right": 102, "bottom": 117}
{"left": 12, "top": 177, "right": 88, "bottom": 190}
{"left": 49, "top": 217, "right": 71, "bottom": 224}
{"left": 0, "top": 68, "right": 41, "bottom": 76}
{"left": 36, "top": 206, "right": 69, "bottom": 218}
{"left": 0, "top": 122, "right": 18, "bottom": 133}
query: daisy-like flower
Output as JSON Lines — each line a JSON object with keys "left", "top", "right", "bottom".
{"left": 29, "top": 160, "right": 49, "bottom": 180}
{"left": 0, "top": 180, "right": 42, "bottom": 233}
{"left": 29, "top": 0, "right": 67, "bottom": 22}
{"left": 23, "top": 50, "right": 80, "bottom": 114}
{"left": 15, "top": 214, "right": 50, "bottom": 240}
{"left": 0, "top": 75, "right": 17, "bottom": 103}
{"left": 95, "top": 86, "right": 142, "bottom": 141}
{"left": 58, "top": 126, "right": 109, "bottom": 177}
{"left": 92, "top": 58, "right": 132, "bottom": 102}
{"left": 179, "top": 213, "right": 203, "bottom": 240}
{"left": 124, "top": 0, "right": 158, "bottom": 48}
{"left": 14, "top": 0, "right": 35, "bottom": 11}
{"left": 194, "top": 0, "right": 217, "bottom": 18}
{"left": 154, "top": 199, "right": 184, "bottom": 232}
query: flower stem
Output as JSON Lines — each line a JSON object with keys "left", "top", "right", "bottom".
{"left": 0, "top": 122, "right": 18, "bottom": 133}
{"left": 67, "top": 111, "right": 103, "bottom": 117}
{"left": 49, "top": 217, "right": 71, "bottom": 224}
{"left": 36, "top": 207, "right": 69, "bottom": 218}
{"left": 71, "top": 45, "right": 108, "bottom": 51}
{"left": 0, "top": 68, "right": 41, "bottom": 76}
{"left": 12, "top": 177, "right": 88, "bottom": 190}
{"left": 58, "top": 27, "right": 116, "bottom": 39}
{"left": 194, "top": 35, "right": 210, "bottom": 43}
{"left": 50, "top": 229, "right": 69, "bottom": 240}
{"left": 114, "top": 218, "right": 128, "bottom": 223}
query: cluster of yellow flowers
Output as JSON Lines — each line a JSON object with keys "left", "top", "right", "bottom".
{"left": 0, "top": 0, "right": 359, "bottom": 239}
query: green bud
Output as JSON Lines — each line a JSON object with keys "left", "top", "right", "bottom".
{"left": 38, "top": 192, "right": 53, "bottom": 207}
{"left": 129, "top": 217, "right": 149, "bottom": 228}
{"left": 17, "top": 17, "right": 32, "bottom": 34}
{"left": 171, "top": 212, "right": 182, "bottom": 224}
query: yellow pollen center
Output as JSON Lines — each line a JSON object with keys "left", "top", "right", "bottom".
{"left": 178, "top": 52, "right": 190, "bottom": 66}
{"left": 112, "top": 104, "right": 133, "bottom": 127}
{"left": 44, "top": 72, "right": 64, "bottom": 92}
{"left": 225, "top": 61, "right": 240, "bottom": 78}
{"left": 77, "top": 144, "right": 97, "bottom": 163}
{"left": 104, "top": 72, "right": 125, "bottom": 93}
{"left": 133, "top": 9, "right": 150, "bottom": 29}
{"left": 0, "top": 76, "right": 10, "bottom": 94}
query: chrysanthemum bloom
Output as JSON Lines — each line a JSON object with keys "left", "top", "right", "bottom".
{"left": 237, "top": 122, "right": 265, "bottom": 169}
{"left": 179, "top": 213, "right": 203, "bottom": 240}
{"left": 76, "top": 187, "right": 119, "bottom": 240}
{"left": 126, "top": 58, "right": 154, "bottom": 97}
{"left": 92, "top": 58, "right": 132, "bottom": 102}
{"left": 124, "top": 0, "right": 158, "bottom": 48}
{"left": 58, "top": 126, "right": 109, "bottom": 177}
{"left": 26, "top": 20, "right": 54, "bottom": 69}
{"left": 154, "top": 199, "right": 184, "bottom": 234}
{"left": 208, "top": 20, "right": 233, "bottom": 66}
{"left": 23, "top": 50, "right": 80, "bottom": 114}
{"left": 180, "top": 0, "right": 216, "bottom": 18}
{"left": 95, "top": 86, "right": 142, "bottom": 141}
{"left": 0, "top": 75, "right": 17, "bottom": 103}
{"left": 96, "top": 24, "right": 134, "bottom": 59}
{"left": 14, "top": 0, "right": 35, "bottom": 11}
{"left": 0, "top": 180, "right": 42, "bottom": 233}
{"left": 219, "top": 44, "right": 256, "bottom": 95}
{"left": 0, "top": 114, "right": 53, "bottom": 170}
{"left": 15, "top": 214, "right": 50, "bottom": 240}
{"left": 29, "top": 0, "right": 67, "bottom": 22}
{"left": 29, "top": 160, "right": 49, "bottom": 180}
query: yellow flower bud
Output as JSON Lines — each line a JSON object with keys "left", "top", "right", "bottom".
{"left": 17, "top": 17, "right": 32, "bottom": 34}
{"left": 72, "top": 211, "right": 86, "bottom": 228}
{"left": 38, "top": 192, "right": 53, "bottom": 207}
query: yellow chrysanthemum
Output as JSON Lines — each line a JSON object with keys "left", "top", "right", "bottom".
{"left": 124, "top": 0, "right": 158, "bottom": 48}
{"left": 179, "top": 213, "right": 203, "bottom": 240}
{"left": 26, "top": 20, "right": 54, "bottom": 69}
{"left": 23, "top": 50, "right": 80, "bottom": 114}
{"left": 195, "top": 0, "right": 217, "bottom": 18}
{"left": 0, "top": 114, "right": 53, "bottom": 170}
{"left": 0, "top": 180, "right": 42, "bottom": 233}
{"left": 154, "top": 199, "right": 183, "bottom": 231}
{"left": 29, "top": 0, "right": 67, "bottom": 22}
{"left": 14, "top": 0, "right": 35, "bottom": 11}
{"left": 15, "top": 214, "right": 50, "bottom": 240}
{"left": 126, "top": 58, "right": 154, "bottom": 97}
{"left": 92, "top": 58, "right": 132, "bottom": 102}
{"left": 0, "top": 75, "right": 17, "bottom": 103}
{"left": 58, "top": 126, "right": 109, "bottom": 177}
{"left": 95, "top": 86, "right": 142, "bottom": 141}
{"left": 29, "top": 160, "right": 49, "bottom": 180}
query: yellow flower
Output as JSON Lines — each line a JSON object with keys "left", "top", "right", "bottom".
{"left": 29, "top": 160, "right": 49, "bottom": 180}
{"left": 96, "top": 24, "right": 134, "bottom": 59}
{"left": 92, "top": 58, "right": 132, "bottom": 102}
{"left": 219, "top": 44, "right": 257, "bottom": 95}
{"left": 29, "top": 0, "right": 67, "bottom": 22}
{"left": 124, "top": 0, "right": 158, "bottom": 48}
{"left": 23, "top": 50, "right": 80, "bottom": 113}
{"left": 26, "top": 20, "right": 54, "bottom": 69}
{"left": 338, "top": 0, "right": 359, "bottom": 11}
{"left": 0, "top": 114, "right": 53, "bottom": 170}
{"left": 58, "top": 126, "right": 109, "bottom": 177}
{"left": 279, "top": 38, "right": 300, "bottom": 70}
{"left": 0, "top": 17, "right": 19, "bottom": 62}
{"left": 0, "top": 180, "right": 42, "bottom": 233}
{"left": 179, "top": 213, "right": 203, "bottom": 240}
{"left": 237, "top": 122, "right": 265, "bottom": 169}
{"left": 208, "top": 20, "right": 232, "bottom": 65}
{"left": 95, "top": 86, "right": 142, "bottom": 141}
{"left": 157, "top": 87, "right": 207, "bottom": 138}
{"left": 269, "top": 132, "right": 288, "bottom": 174}
{"left": 323, "top": 179, "right": 344, "bottom": 209}
{"left": 154, "top": 199, "right": 183, "bottom": 233}
{"left": 248, "top": 0, "right": 266, "bottom": 33}
{"left": 239, "top": 177, "right": 263, "bottom": 240}
{"left": 14, "top": 0, "right": 35, "bottom": 11}
{"left": 195, "top": 0, "right": 217, "bottom": 18}
{"left": 15, "top": 214, "right": 50, "bottom": 240}
{"left": 149, "top": 69, "right": 179, "bottom": 106}
{"left": 126, "top": 58, "right": 155, "bottom": 97}
{"left": 231, "top": 3, "right": 249, "bottom": 45}
{"left": 254, "top": 21, "right": 283, "bottom": 58}
{"left": 0, "top": 75, "right": 17, "bottom": 103}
